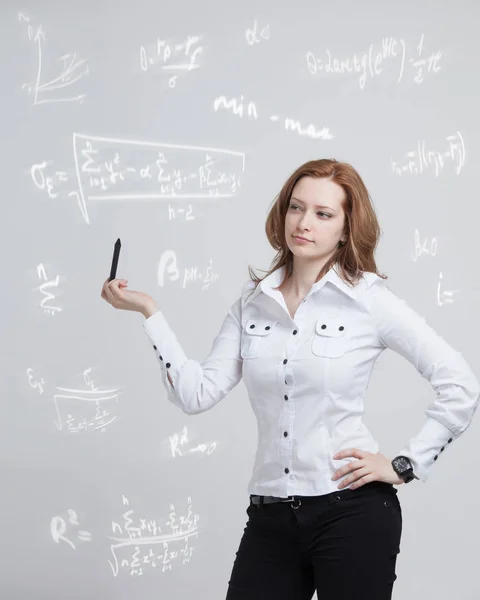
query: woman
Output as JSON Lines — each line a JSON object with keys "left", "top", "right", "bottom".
{"left": 101, "top": 159, "right": 480, "bottom": 599}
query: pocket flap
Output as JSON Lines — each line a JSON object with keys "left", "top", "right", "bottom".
{"left": 245, "top": 318, "right": 278, "bottom": 336}
{"left": 315, "top": 317, "right": 347, "bottom": 338}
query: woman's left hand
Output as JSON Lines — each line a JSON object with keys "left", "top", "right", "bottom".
{"left": 331, "top": 448, "right": 404, "bottom": 489}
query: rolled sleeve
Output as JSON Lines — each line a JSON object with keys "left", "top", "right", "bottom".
{"left": 142, "top": 297, "right": 243, "bottom": 415}
{"left": 368, "top": 281, "right": 480, "bottom": 482}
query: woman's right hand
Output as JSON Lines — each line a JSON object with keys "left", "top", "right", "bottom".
{"left": 101, "top": 278, "right": 157, "bottom": 318}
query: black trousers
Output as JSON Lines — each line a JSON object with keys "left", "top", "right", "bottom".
{"left": 225, "top": 481, "right": 402, "bottom": 600}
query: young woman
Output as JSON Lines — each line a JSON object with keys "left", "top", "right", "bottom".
{"left": 101, "top": 159, "right": 480, "bottom": 600}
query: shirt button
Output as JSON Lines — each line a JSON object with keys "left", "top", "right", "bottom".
{"left": 292, "top": 330, "right": 298, "bottom": 335}
{"left": 284, "top": 468, "right": 289, "bottom": 474}
{"left": 284, "top": 431, "right": 288, "bottom": 437}
{"left": 321, "top": 324, "right": 327, "bottom": 329}
{"left": 434, "top": 455, "right": 438, "bottom": 460}
{"left": 166, "top": 362, "right": 171, "bottom": 368}
{"left": 153, "top": 345, "right": 157, "bottom": 350}
{"left": 440, "top": 446, "right": 445, "bottom": 452}
{"left": 159, "top": 355, "right": 163, "bottom": 361}
{"left": 339, "top": 326, "right": 344, "bottom": 331}
{"left": 448, "top": 438, "right": 453, "bottom": 443}
{"left": 283, "top": 359, "right": 288, "bottom": 364}
{"left": 284, "top": 395, "right": 288, "bottom": 401}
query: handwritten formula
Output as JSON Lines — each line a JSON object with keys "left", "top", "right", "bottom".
{"left": 51, "top": 496, "right": 200, "bottom": 577}
{"left": 391, "top": 131, "right": 465, "bottom": 177}
{"left": 157, "top": 252, "right": 220, "bottom": 291}
{"left": 213, "top": 94, "right": 334, "bottom": 141}
{"left": 26, "top": 367, "right": 121, "bottom": 433}
{"left": 307, "top": 33, "right": 442, "bottom": 90}
{"left": 140, "top": 34, "right": 204, "bottom": 88}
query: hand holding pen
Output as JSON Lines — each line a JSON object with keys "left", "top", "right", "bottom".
{"left": 100, "top": 238, "right": 157, "bottom": 318}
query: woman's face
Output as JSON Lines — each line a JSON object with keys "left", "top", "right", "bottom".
{"left": 284, "top": 176, "right": 347, "bottom": 260}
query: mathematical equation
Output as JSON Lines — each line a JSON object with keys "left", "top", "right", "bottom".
{"left": 29, "top": 135, "right": 245, "bottom": 224}
{"left": 73, "top": 134, "right": 244, "bottom": 199}
{"left": 408, "top": 233, "right": 461, "bottom": 305}
{"left": 411, "top": 229, "right": 438, "bottom": 262}
{"left": 140, "top": 34, "right": 203, "bottom": 88}
{"left": 36, "top": 263, "right": 63, "bottom": 315}
{"left": 307, "top": 33, "right": 441, "bottom": 90}
{"left": 391, "top": 131, "right": 465, "bottom": 177}
{"left": 158, "top": 251, "right": 220, "bottom": 291}
{"left": 169, "top": 425, "right": 217, "bottom": 458}
{"left": 27, "top": 367, "right": 120, "bottom": 433}
{"left": 51, "top": 495, "right": 200, "bottom": 577}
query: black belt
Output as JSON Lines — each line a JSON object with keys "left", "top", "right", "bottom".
{"left": 250, "top": 482, "right": 397, "bottom": 511}
{"left": 250, "top": 495, "right": 302, "bottom": 509}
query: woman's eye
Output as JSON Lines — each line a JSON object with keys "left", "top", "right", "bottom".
{"left": 289, "top": 205, "right": 331, "bottom": 218}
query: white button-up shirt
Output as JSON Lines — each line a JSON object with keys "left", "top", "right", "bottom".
{"left": 142, "top": 263, "right": 480, "bottom": 496}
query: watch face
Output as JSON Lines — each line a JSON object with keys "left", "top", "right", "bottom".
{"left": 394, "top": 456, "right": 412, "bottom": 474}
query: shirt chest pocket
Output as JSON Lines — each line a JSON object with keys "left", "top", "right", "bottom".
{"left": 311, "top": 316, "right": 349, "bottom": 358}
{"left": 241, "top": 318, "right": 279, "bottom": 358}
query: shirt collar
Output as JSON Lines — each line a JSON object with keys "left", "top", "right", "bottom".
{"left": 243, "top": 262, "right": 359, "bottom": 307}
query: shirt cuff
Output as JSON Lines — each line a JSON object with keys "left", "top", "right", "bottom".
{"left": 142, "top": 310, "right": 188, "bottom": 401}
{"left": 396, "top": 416, "right": 457, "bottom": 483}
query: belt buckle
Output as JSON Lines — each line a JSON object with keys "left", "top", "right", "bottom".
{"left": 290, "top": 496, "right": 302, "bottom": 510}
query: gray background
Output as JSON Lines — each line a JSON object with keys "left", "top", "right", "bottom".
{"left": 2, "top": 0, "right": 480, "bottom": 598}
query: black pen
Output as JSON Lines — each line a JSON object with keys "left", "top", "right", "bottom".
{"left": 109, "top": 238, "right": 121, "bottom": 281}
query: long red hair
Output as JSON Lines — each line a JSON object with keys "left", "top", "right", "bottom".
{"left": 247, "top": 158, "right": 387, "bottom": 293}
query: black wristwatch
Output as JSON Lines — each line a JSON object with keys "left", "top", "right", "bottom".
{"left": 391, "top": 455, "right": 419, "bottom": 484}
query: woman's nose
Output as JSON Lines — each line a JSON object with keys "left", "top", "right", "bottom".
{"left": 299, "top": 216, "right": 313, "bottom": 229}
